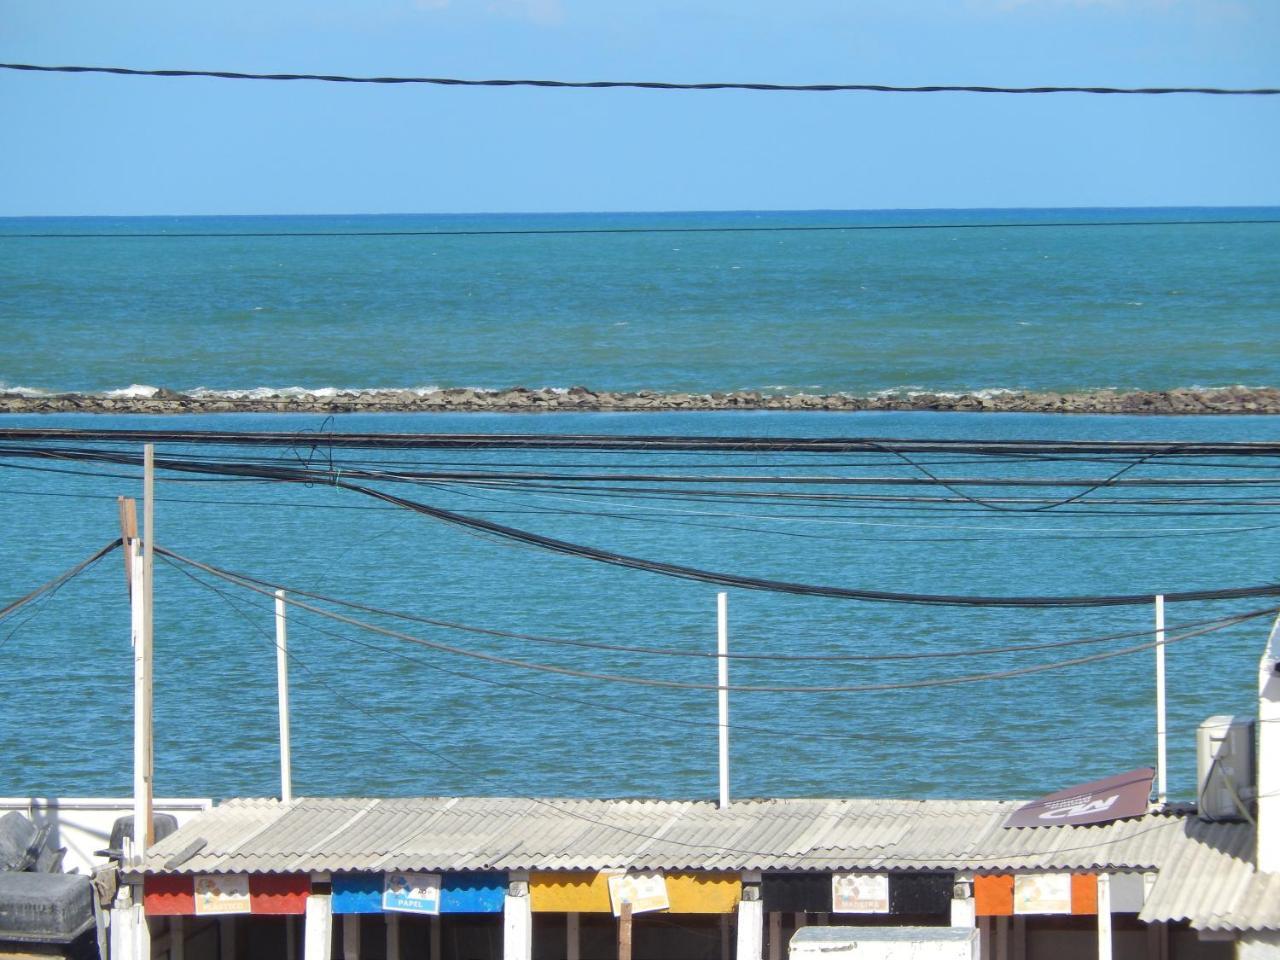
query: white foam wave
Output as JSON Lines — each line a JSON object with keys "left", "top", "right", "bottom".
{"left": 103, "top": 384, "right": 160, "bottom": 399}
{"left": 0, "top": 382, "right": 52, "bottom": 397}
{"left": 186, "top": 385, "right": 443, "bottom": 400}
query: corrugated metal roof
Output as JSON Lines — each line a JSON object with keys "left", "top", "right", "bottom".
{"left": 1137, "top": 817, "right": 1280, "bottom": 933}
{"left": 132, "top": 796, "right": 1276, "bottom": 931}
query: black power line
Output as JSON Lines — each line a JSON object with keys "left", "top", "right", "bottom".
{"left": 3, "top": 442, "right": 1280, "bottom": 606}
{"left": 6, "top": 428, "right": 1280, "bottom": 457}
{"left": 2, "top": 62, "right": 1277, "bottom": 95}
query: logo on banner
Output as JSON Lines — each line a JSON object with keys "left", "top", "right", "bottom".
{"left": 1003, "top": 768, "right": 1154, "bottom": 829}
{"left": 607, "top": 871, "right": 670, "bottom": 916}
{"left": 383, "top": 871, "right": 442, "bottom": 914}
{"left": 831, "top": 873, "right": 889, "bottom": 913}
{"left": 193, "top": 874, "right": 251, "bottom": 915}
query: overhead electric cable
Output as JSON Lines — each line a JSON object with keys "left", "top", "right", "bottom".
{"left": 7, "top": 428, "right": 1280, "bottom": 457}
{"left": 178, "top": 546, "right": 1280, "bottom": 662}
{"left": 154, "top": 546, "right": 1279, "bottom": 692}
{"left": 3, "top": 441, "right": 1279, "bottom": 605}
{"left": 0, "top": 538, "right": 122, "bottom": 624}
{"left": 2, "top": 62, "right": 1277, "bottom": 95}
{"left": 167, "top": 554, "right": 1192, "bottom": 862}
{"left": 168, "top": 557, "right": 1140, "bottom": 748}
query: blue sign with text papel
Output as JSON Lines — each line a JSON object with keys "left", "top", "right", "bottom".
{"left": 383, "top": 872, "right": 442, "bottom": 914}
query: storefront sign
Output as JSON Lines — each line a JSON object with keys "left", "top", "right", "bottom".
{"left": 193, "top": 874, "right": 251, "bottom": 915}
{"left": 383, "top": 871, "right": 442, "bottom": 914}
{"left": 1013, "top": 874, "right": 1072, "bottom": 915}
{"left": 831, "top": 873, "right": 890, "bottom": 913}
{"left": 607, "top": 871, "right": 669, "bottom": 916}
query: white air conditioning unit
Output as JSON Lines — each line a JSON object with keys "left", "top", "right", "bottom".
{"left": 1197, "top": 715, "right": 1255, "bottom": 821}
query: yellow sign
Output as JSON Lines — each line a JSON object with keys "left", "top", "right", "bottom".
{"left": 607, "top": 871, "right": 670, "bottom": 916}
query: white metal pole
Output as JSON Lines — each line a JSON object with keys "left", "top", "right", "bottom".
{"left": 1155, "top": 595, "right": 1168, "bottom": 806}
{"left": 275, "top": 589, "right": 293, "bottom": 804}
{"left": 130, "top": 537, "right": 147, "bottom": 863}
{"left": 717, "top": 591, "right": 730, "bottom": 809}
{"left": 142, "top": 444, "right": 155, "bottom": 847}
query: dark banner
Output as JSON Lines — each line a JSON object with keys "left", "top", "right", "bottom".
{"left": 1004, "top": 767, "right": 1155, "bottom": 829}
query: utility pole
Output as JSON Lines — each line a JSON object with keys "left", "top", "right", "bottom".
{"left": 142, "top": 444, "right": 155, "bottom": 849}
{"left": 124, "top": 445, "right": 156, "bottom": 863}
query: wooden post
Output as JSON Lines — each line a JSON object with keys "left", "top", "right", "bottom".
{"left": 343, "top": 914, "right": 361, "bottom": 960}
{"left": 430, "top": 915, "right": 442, "bottom": 960}
{"left": 170, "top": 916, "right": 186, "bottom": 960}
{"left": 1146, "top": 920, "right": 1169, "bottom": 960}
{"left": 618, "top": 901, "right": 633, "bottom": 960}
{"left": 276, "top": 590, "right": 293, "bottom": 803}
{"left": 142, "top": 444, "right": 155, "bottom": 845}
{"left": 220, "top": 917, "right": 236, "bottom": 960}
{"left": 767, "top": 911, "right": 782, "bottom": 960}
{"left": 385, "top": 913, "right": 401, "bottom": 960}
{"left": 717, "top": 592, "right": 729, "bottom": 809}
{"left": 118, "top": 497, "right": 137, "bottom": 590}
{"left": 567, "top": 912, "right": 580, "bottom": 960}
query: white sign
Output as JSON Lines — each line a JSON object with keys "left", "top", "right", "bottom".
{"left": 383, "top": 871, "right": 442, "bottom": 914}
{"left": 607, "top": 871, "right": 670, "bottom": 916}
{"left": 1013, "top": 873, "right": 1072, "bottom": 915}
{"left": 193, "top": 874, "right": 251, "bottom": 915}
{"left": 831, "top": 873, "right": 890, "bottom": 913}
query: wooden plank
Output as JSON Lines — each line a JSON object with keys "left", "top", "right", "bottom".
{"left": 144, "top": 875, "right": 195, "bottom": 916}
{"left": 250, "top": 874, "right": 311, "bottom": 915}
{"left": 974, "top": 875, "right": 1014, "bottom": 917}
{"left": 666, "top": 872, "right": 742, "bottom": 914}
{"left": 618, "top": 901, "right": 632, "bottom": 960}
{"left": 530, "top": 871, "right": 612, "bottom": 913}
{"left": 1071, "top": 874, "right": 1099, "bottom": 915}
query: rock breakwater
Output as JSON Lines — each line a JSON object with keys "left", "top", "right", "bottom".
{"left": 3, "top": 385, "right": 1280, "bottom": 415}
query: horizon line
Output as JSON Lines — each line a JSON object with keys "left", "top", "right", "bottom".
{"left": 4, "top": 203, "right": 1280, "bottom": 221}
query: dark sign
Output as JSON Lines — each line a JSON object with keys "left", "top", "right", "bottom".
{"left": 888, "top": 873, "right": 955, "bottom": 915}
{"left": 1003, "top": 767, "right": 1155, "bottom": 829}
{"left": 761, "top": 874, "right": 831, "bottom": 913}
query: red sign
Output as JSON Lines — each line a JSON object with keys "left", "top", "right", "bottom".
{"left": 1003, "top": 767, "right": 1154, "bottom": 828}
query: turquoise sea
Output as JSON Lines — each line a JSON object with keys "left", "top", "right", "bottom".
{"left": 1, "top": 208, "right": 1278, "bottom": 397}
{"left": 1, "top": 210, "right": 1278, "bottom": 805}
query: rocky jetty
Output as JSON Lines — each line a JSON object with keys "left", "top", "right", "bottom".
{"left": 2, "top": 385, "right": 1279, "bottom": 415}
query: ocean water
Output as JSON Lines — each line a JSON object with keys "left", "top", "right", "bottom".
{"left": 1, "top": 208, "right": 1278, "bottom": 397}
{"left": 2, "top": 410, "right": 1279, "bottom": 805}
{"left": 1, "top": 209, "right": 1278, "bottom": 806}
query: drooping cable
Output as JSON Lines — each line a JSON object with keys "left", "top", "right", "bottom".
{"left": 3, "top": 63, "right": 1277, "bottom": 95}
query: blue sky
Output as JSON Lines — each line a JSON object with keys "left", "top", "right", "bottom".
{"left": 2, "top": 0, "right": 1278, "bottom": 214}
